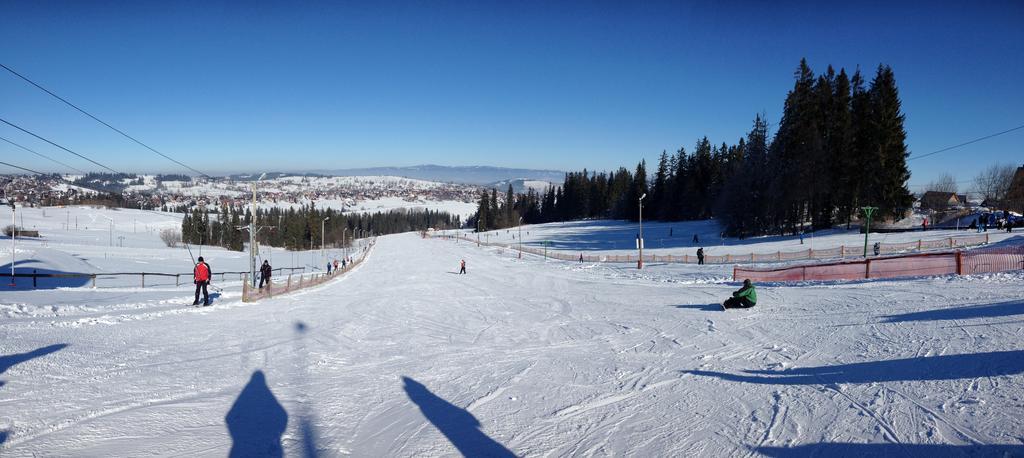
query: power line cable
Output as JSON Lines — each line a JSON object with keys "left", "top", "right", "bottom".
{"left": 0, "top": 160, "right": 45, "bottom": 175}
{"left": 0, "top": 135, "right": 87, "bottom": 174}
{"left": 909, "top": 123, "right": 1024, "bottom": 161}
{"left": 0, "top": 63, "right": 211, "bottom": 178}
{"left": 0, "top": 159, "right": 126, "bottom": 196}
{"left": 0, "top": 117, "right": 121, "bottom": 174}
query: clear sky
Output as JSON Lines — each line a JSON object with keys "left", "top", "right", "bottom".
{"left": 1, "top": 1, "right": 1022, "bottom": 190}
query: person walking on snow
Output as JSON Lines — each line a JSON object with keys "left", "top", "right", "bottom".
{"left": 259, "top": 260, "right": 272, "bottom": 288}
{"left": 333, "top": 259, "right": 339, "bottom": 271}
{"left": 193, "top": 256, "right": 212, "bottom": 306}
{"left": 579, "top": 253, "right": 584, "bottom": 263}
{"left": 459, "top": 259, "right": 467, "bottom": 274}
{"left": 723, "top": 279, "right": 757, "bottom": 309}
{"left": 697, "top": 247, "right": 705, "bottom": 265}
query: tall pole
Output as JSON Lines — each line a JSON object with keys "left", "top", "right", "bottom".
{"left": 8, "top": 199, "right": 15, "bottom": 287}
{"left": 518, "top": 217, "right": 523, "bottom": 259}
{"left": 321, "top": 216, "right": 329, "bottom": 267}
{"left": 248, "top": 173, "right": 265, "bottom": 287}
{"left": 861, "top": 206, "right": 877, "bottom": 257}
{"left": 638, "top": 193, "right": 646, "bottom": 269}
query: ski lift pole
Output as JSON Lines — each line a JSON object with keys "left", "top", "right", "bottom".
{"left": 861, "top": 206, "right": 878, "bottom": 257}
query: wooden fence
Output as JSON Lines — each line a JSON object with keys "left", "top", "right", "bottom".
{"left": 2, "top": 267, "right": 306, "bottom": 289}
{"left": 241, "top": 239, "right": 375, "bottom": 302}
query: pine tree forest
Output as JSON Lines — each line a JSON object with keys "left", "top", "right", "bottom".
{"left": 475, "top": 60, "right": 915, "bottom": 237}
{"left": 182, "top": 205, "right": 461, "bottom": 252}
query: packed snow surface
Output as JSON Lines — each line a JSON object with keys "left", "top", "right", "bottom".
{"left": 1, "top": 208, "right": 1023, "bottom": 456}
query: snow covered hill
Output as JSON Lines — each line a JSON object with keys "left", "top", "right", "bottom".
{"left": 1, "top": 208, "right": 1023, "bottom": 456}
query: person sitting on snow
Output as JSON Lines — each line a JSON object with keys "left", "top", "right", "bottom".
{"left": 723, "top": 279, "right": 757, "bottom": 309}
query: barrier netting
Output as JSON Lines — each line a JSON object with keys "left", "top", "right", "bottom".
{"left": 733, "top": 244, "right": 1024, "bottom": 282}
{"left": 429, "top": 232, "right": 993, "bottom": 265}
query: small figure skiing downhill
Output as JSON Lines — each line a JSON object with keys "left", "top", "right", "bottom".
{"left": 459, "top": 259, "right": 467, "bottom": 274}
{"left": 193, "top": 256, "right": 213, "bottom": 306}
{"left": 723, "top": 279, "right": 756, "bottom": 310}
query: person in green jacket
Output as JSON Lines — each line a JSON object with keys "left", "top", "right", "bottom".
{"left": 724, "top": 279, "right": 757, "bottom": 309}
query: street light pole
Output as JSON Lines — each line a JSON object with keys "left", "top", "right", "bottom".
{"left": 518, "top": 217, "right": 523, "bottom": 258}
{"left": 5, "top": 191, "right": 15, "bottom": 287}
{"left": 342, "top": 227, "right": 348, "bottom": 261}
{"left": 638, "top": 193, "right": 646, "bottom": 269}
{"left": 321, "top": 216, "right": 330, "bottom": 268}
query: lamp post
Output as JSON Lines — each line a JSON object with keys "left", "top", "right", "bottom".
{"left": 100, "top": 215, "right": 114, "bottom": 247}
{"left": 638, "top": 193, "right": 646, "bottom": 269}
{"left": 861, "top": 206, "right": 878, "bottom": 257}
{"left": 342, "top": 227, "right": 349, "bottom": 261}
{"left": 321, "top": 216, "right": 330, "bottom": 268}
{"left": 4, "top": 187, "right": 15, "bottom": 287}
{"left": 518, "top": 217, "right": 523, "bottom": 259}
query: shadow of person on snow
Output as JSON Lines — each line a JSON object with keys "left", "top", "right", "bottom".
{"left": 684, "top": 350, "right": 1024, "bottom": 385}
{"left": 755, "top": 442, "right": 1024, "bottom": 457}
{"left": 0, "top": 343, "right": 70, "bottom": 376}
{"left": 670, "top": 303, "right": 723, "bottom": 312}
{"left": 881, "top": 300, "right": 1024, "bottom": 323}
{"left": 402, "top": 376, "right": 515, "bottom": 457}
{"left": 225, "top": 370, "right": 288, "bottom": 458}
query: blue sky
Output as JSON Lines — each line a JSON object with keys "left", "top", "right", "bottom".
{"left": 1, "top": 1, "right": 1022, "bottom": 190}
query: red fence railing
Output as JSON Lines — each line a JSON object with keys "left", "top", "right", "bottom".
{"left": 733, "top": 245, "right": 1024, "bottom": 282}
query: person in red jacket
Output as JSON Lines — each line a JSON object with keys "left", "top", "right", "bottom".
{"left": 193, "top": 256, "right": 212, "bottom": 306}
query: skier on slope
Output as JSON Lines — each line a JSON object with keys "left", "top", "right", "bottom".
{"left": 193, "top": 256, "right": 212, "bottom": 306}
{"left": 697, "top": 247, "right": 705, "bottom": 265}
{"left": 459, "top": 259, "right": 467, "bottom": 274}
{"left": 723, "top": 279, "right": 756, "bottom": 309}
{"left": 259, "top": 260, "right": 272, "bottom": 288}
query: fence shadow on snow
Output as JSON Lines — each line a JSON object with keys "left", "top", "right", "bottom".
{"left": 401, "top": 376, "right": 515, "bottom": 457}
{"left": 684, "top": 350, "right": 1024, "bottom": 385}
{"left": 0, "top": 261, "right": 91, "bottom": 290}
{"left": 881, "top": 300, "right": 1024, "bottom": 323}
{"left": 755, "top": 443, "right": 1024, "bottom": 457}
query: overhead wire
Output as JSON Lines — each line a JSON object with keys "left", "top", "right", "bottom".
{"left": 0, "top": 117, "right": 121, "bottom": 174}
{"left": 0, "top": 63, "right": 211, "bottom": 178}
{"left": 0, "top": 160, "right": 46, "bottom": 175}
{"left": 908, "top": 123, "right": 1024, "bottom": 161}
{"left": 0, "top": 135, "right": 86, "bottom": 174}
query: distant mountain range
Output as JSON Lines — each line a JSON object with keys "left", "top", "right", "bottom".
{"left": 308, "top": 165, "right": 566, "bottom": 186}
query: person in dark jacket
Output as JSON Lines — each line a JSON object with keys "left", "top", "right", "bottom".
{"left": 723, "top": 279, "right": 757, "bottom": 309}
{"left": 193, "top": 256, "right": 212, "bottom": 306}
{"left": 696, "top": 247, "right": 705, "bottom": 265}
{"left": 259, "top": 260, "right": 272, "bottom": 288}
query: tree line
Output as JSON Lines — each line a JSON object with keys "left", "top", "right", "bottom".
{"left": 475, "top": 60, "right": 914, "bottom": 237}
{"left": 182, "top": 204, "right": 461, "bottom": 251}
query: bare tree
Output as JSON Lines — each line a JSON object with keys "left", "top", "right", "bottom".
{"left": 972, "top": 164, "right": 1016, "bottom": 202}
{"left": 160, "top": 228, "right": 182, "bottom": 248}
{"left": 925, "top": 173, "right": 958, "bottom": 194}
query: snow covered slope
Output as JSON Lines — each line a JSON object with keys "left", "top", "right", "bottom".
{"left": 2, "top": 224, "right": 1023, "bottom": 455}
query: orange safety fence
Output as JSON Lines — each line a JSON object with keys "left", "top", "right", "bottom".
{"left": 733, "top": 245, "right": 1024, "bottom": 283}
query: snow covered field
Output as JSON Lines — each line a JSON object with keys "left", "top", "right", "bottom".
{"left": 2, "top": 208, "right": 1023, "bottom": 456}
